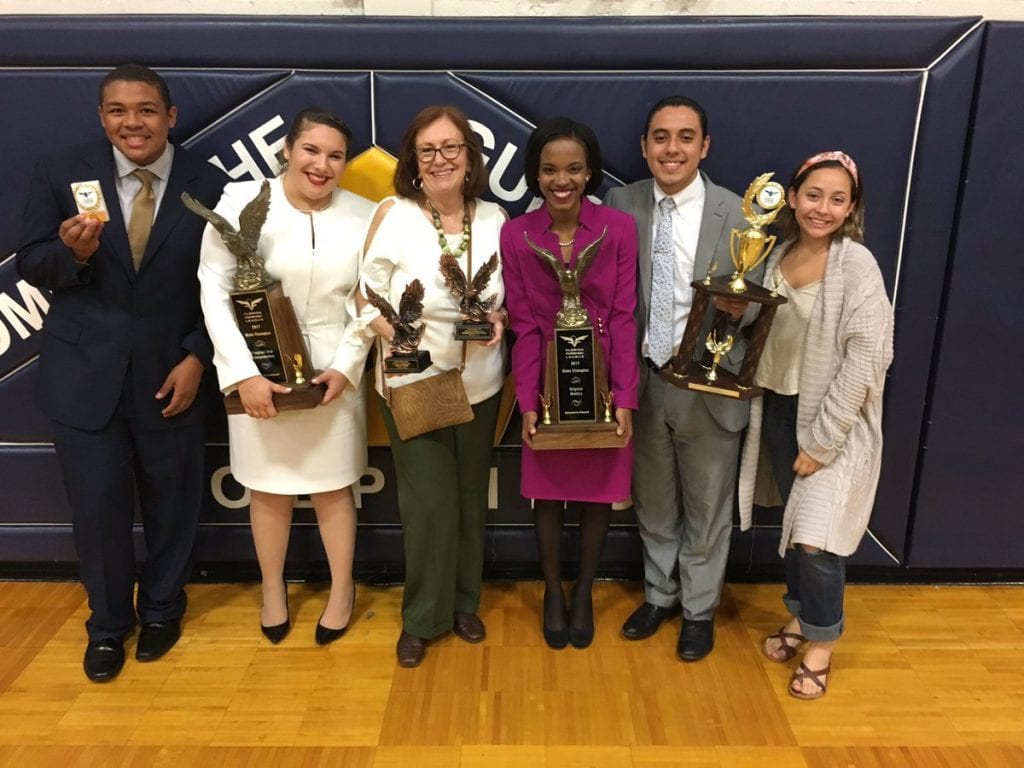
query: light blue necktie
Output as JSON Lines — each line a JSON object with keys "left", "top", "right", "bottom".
{"left": 648, "top": 196, "right": 676, "bottom": 367}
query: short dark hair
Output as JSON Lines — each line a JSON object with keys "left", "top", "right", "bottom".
{"left": 99, "top": 64, "right": 172, "bottom": 111}
{"left": 393, "top": 105, "right": 487, "bottom": 201}
{"left": 776, "top": 156, "right": 865, "bottom": 243}
{"left": 285, "top": 107, "right": 353, "bottom": 149}
{"left": 642, "top": 95, "right": 708, "bottom": 139}
{"left": 523, "top": 117, "right": 604, "bottom": 197}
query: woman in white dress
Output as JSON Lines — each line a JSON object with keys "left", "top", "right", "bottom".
{"left": 198, "top": 108, "right": 375, "bottom": 645}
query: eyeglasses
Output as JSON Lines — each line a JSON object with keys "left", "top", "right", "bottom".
{"left": 415, "top": 143, "right": 466, "bottom": 162}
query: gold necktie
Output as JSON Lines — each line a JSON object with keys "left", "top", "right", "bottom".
{"left": 127, "top": 169, "right": 156, "bottom": 271}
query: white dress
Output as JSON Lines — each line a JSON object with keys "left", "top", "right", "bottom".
{"left": 199, "top": 176, "right": 376, "bottom": 494}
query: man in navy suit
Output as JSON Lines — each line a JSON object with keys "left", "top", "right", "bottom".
{"left": 17, "top": 64, "right": 227, "bottom": 682}
{"left": 605, "top": 96, "right": 757, "bottom": 662}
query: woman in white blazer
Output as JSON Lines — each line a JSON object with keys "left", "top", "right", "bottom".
{"left": 199, "top": 108, "right": 375, "bottom": 647}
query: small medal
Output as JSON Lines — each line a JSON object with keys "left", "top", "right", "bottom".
{"left": 71, "top": 180, "right": 110, "bottom": 221}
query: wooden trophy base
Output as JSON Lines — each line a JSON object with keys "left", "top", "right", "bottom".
{"left": 664, "top": 275, "right": 787, "bottom": 399}
{"left": 224, "top": 380, "right": 327, "bottom": 415}
{"left": 530, "top": 337, "right": 628, "bottom": 451}
{"left": 531, "top": 421, "right": 628, "bottom": 451}
{"left": 659, "top": 361, "right": 763, "bottom": 400}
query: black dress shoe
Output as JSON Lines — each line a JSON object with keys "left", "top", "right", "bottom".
{"left": 136, "top": 620, "right": 181, "bottom": 662}
{"left": 543, "top": 609, "right": 570, "bottom": 650}
{"left": 677, "top": 619, "right": 714, "bottom": 662}
{"left": 568, "top": 584, "right": 595, "bottom": 649}
{"left": 396, "top": 630, "right": 426, "bottom": 667}
{"left": 453, "top": 612, "right": 486, "bottom": 644}
{"left": 568, "top": 621, "right": 594, "bottom": 650}
{"left": 83, "top": 637, "right": 125, "bottom": 683}
{"left": 621, "top": 602, "right": 681, "bottom": 640}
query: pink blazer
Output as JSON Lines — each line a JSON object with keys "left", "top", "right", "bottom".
{"left": 500, "top": 196, "right": 639, "bottom": 415}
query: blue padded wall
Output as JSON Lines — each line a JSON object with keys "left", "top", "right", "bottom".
{"left": 908, "top": 22, "right": 1024, "bottom": 568}
{"left": 1, "top": 14, "right": 1014, "bottom": 576}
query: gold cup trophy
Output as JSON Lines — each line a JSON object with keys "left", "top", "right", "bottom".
{"left": 661, "top": 172, "right": 789, "bottom": 399}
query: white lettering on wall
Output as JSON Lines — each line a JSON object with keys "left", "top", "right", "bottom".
{"left": 209, "top": 115, "right": 286, "bottom": 181}
{"left": 211, "top": 464, "right": 386, "bottom": 511}
{"left": 0, "top": 279, "right": 50, "bottom": 355}
{"left": 352, "top": 467, "right": 384, "bottom": 508}
{"left": 470, "top": 119, "right": 529, "bottom": 203}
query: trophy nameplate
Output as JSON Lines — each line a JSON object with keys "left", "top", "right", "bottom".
{"left": 440, "top": 250, "right": 499, "bottom": 341}
{"left": 182, "top": 181, "right": 325, "bottom": 415}
{"left": 364, "top": 281, "right": 432, "bottom": 375}
{"left": 661, "top": 172, "right": 788, "bottom": 400}
{"left": 524, "top": 228, "right": 627, "bottom": 451}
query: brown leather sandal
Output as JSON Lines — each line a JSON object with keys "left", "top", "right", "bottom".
{"left": 761, "top": 626, "right": 808, "bottom": 663}
{"left": 788, "top": 661, "right": 831, "bottom": 700}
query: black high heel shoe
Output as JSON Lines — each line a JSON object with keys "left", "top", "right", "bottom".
{"left": 316, "top": 583, "right": 356, "bottom": 647}
{"left": 568, "top": 584, "right": 594, "bottom": 649}
{"left": 542, "top": 586, "right": 569, "bottom": 650}
{"left": 261, "top": 581, "right": 290, "bottom": 645}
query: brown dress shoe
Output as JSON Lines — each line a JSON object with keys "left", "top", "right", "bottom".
{"left": 452, "top": 612, "right": 486, "bottom": 643}
{"left": 396, "top": 630, "right": 426, "bottom": 667}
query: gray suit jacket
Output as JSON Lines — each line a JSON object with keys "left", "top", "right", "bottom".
{"left": 604, "top": 172, "right": 756, "bottom": 433}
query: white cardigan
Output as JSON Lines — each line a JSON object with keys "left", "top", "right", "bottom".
{"left": 738, "top": 237, "right": 894, "bottom": 557}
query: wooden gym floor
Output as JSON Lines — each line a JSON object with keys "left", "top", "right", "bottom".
{"left": 1, "top": 580, "right": 1023, "bottom": 767}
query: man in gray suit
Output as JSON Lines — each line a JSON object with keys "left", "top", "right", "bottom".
{"left": 604, "top": 95, "right": 757, "bottom": 661}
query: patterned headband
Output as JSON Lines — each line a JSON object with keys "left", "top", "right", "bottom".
{"left": 797, "top": 151, "right": 859, "bottom": 187}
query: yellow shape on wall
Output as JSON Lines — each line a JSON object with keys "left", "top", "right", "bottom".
{"left": 339, "top": 145, "right": 397, "bottom": 202}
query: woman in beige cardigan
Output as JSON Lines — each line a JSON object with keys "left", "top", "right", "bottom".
{"left": 738, "top": 151, "right": 894, "bottom": 700}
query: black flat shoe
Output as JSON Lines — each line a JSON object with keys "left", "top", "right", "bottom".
{"left": 136, "top": 619, "right": 181, "bottom": 662}
{"left": 83, "top": 637, "right": 125, "bottom": 683}
{"left": 621, "top": 602, "right": 681, "bottom": 640}
{"left": 677, "top": 618, "right": 714, "bottom": 662}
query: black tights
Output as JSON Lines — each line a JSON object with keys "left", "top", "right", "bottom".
{"left": 533, "top": 499, "right": 611, "bottom": 631}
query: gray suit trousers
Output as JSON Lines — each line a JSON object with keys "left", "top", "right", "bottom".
{"left": 632, "top": 373, "right": 740, "bottom": 621}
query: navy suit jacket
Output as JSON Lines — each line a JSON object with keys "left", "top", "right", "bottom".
{"left": 16, "top": 140, "right": 228, "bottom": 431}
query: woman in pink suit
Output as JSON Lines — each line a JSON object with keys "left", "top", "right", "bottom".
{"left": 500, "top": 117, "right": 639, "bottom": 650}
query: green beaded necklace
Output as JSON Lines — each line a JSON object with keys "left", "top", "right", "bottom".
{"left": 429, "top": 202, "right": 471, "bottom": 260}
